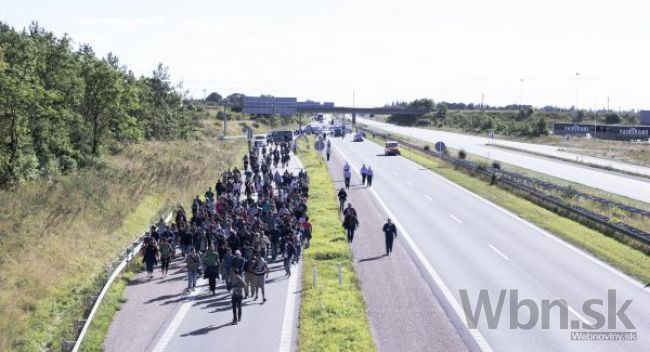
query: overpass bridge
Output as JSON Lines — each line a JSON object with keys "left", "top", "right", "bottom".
{"left": 296, "top": 106, "right": 428, "bottom": 124}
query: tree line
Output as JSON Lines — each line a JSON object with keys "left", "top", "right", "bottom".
{"left": 0, "top": 22, "right": 196, "bottom": 186}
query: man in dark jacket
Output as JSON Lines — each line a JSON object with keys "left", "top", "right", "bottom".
{"left": 382, "top": 218, "right": 397, "bottom": 256}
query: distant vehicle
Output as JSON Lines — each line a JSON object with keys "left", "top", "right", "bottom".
{"left": 353, "top": 132, "right": 364, "bottom": 142}
{"left": 268, "top": 130, "right": 294, "bottom": 142}
{"left": 316, "top": 114, "right": 324, "bottom": 122}
{"left": 384, "top": 141, "right": 401, "bottom": 156}
{"left": 334, "top": 127, "right": 343, "bottom": 137}
{"left": 253, "top": 134, "right": 266, "bottom": 147}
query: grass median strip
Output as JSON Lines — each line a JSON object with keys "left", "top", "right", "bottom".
{"left": 366, "top": 134, "right": 650, "bottom": 284}
{"left": 297, "top": 138, "right": 376, "bottom": 352}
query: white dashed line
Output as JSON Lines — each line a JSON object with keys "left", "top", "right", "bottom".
{"left": 449, "top": 213, "right": 462, "bottom": 224}
{"left": 406, "top": 181, "right": 413, "bottom": 187}
{"left": 331, "top": 141, "right": 493, "bottom": 352}
{"left": 487, "top": 244, "right": 510, "bottom": 261}
{"left": 424, "top": 195, "right": 433, "bottom": 202}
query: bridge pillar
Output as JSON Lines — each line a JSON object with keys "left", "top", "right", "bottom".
{"left": 352, "top": 112, "right": 356, "bottom": 125}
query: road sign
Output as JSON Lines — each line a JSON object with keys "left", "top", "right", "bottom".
{"left": 435, "top": 141, "right": 446, "bottom": 153}
{"left": 314, "top": 140, "right": 325, "bottom": 151}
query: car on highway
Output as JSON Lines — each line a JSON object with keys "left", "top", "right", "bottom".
{"left": 353, "top": 132, "right": 364, "bottom": 142}
{"left": 253, "top": 134, "right": 266, "bottom": 147}
{"left": 384, "top": 141, "right": 401, "bottom": 155}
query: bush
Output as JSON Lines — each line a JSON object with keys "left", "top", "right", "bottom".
{"left": 458, "top": 149, "right": 467, "bottom": 159}
{"left": 423, "top": 145, "right": 431, "bottom": 152}
{"left": 476, "top": 161, "right": 488, "bottom": 171}
{"left": 492, "top": 161, "right": 501, "bottom": 169}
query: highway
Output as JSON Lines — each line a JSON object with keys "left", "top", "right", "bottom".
{"left": 358, "top": 117, "right": 650, "bottom": 204}
{"left": 330, "top": 134, "right": 649, "bottom": 351}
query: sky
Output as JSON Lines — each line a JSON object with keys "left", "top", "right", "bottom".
{"left": 1, "top": 0, "right": 649, "bottom": 110}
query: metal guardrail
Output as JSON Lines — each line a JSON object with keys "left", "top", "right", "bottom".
{"left": 360, "top": 127, "right": 650, "bottom": 247}
{"left": 64, "top": 212, "right": 173, "bottom": 352}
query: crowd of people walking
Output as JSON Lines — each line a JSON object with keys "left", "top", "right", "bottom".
{"left": 140, "top": 138, "right": 312, "bottom": 325}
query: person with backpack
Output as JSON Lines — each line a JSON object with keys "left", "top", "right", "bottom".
{"left": 203, "top": 246, "right": 220, "bottom": 294}
{"left": 342, "top": 204, "right": 359, "bottom": 243}
{"left": 382, "top": 218, "right": 397, "bottom": 256}
{"left": 158, "top": 237, "right": 173, "bottom": 277}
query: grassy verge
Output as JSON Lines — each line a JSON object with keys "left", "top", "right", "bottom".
{"left": 486, "top": 143, "right": 650, "bottom": 181}
{"left": 0, "top": 120, "right": 247, "bottom": 351}
{"left": 297, "top": 138, "right": 376, "bottom": 352}
{"left": 365, "top": 126, "right": 650, "bottom": 230}
{"left": 78, "top": 269, "right": 135, "bottom": 352}
{"left": 366, "top": 134, "right": 650, "bottom": 284}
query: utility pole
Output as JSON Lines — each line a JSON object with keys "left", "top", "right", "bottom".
{"left": 223, "top": 104, "right": 227, "bottom": 137}
{"left": 607, "top": 96, "right": 610, "bottom": 111}
{"left": 481, "top": 93, "right": 485, "bottom": 112}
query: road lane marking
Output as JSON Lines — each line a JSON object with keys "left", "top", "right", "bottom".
{"left": 151, "top": 282, "right": 203, "bottom": 352}
{"left": 381, "top": 140, "right": 645, "bottom": 289}
{"left": 279, "top": 261, "right": 301, "bottom": 351}
{"left": 487, "top": 244, "right": 510, "bottom": 261}
{"left": 449, "top": 213, "right": 462, "bottom": 224}
{"left": 331, "top": 141, "right": 493, "bottom": 352}
{"left": 558, "top": 300, "right": 591, "bottom": 326}
{"left": 406, "top": 181, "right": 413, "bottom": 187}
{"left": 424, "top": 195, "right": 433, "bottom": 202}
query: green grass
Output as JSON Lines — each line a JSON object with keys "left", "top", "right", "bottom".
{"left": 0, "top": 121, "right": 247, "bottom": 351}
{"left": 297, "top": 138, "right": 376, "bottom": 352}
{"left": 366, "top": 134, "right": 650, "bottom": 284}
{"left": 79, "top": 270, "right": 135, "bottom": 352}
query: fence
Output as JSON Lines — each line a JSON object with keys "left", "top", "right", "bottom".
{"left": 360, "top": 127, "right": 650, "bottom": 247}
{"left": 61, "top": 212, "right": 173, "bottom": 352}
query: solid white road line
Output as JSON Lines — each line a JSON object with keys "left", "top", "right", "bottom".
{"left": 449, "top": 213, "right": 463, "bottom": 224}
{"left": 379, "top": 138, "right": 645, "bottom": 289}
{"left": 279, "top": 262, "right": 301, "bottom": 352}
{"left": 487, "top": 244, "right": 510, "bottom": 261}
{"left": 331, "top": 141, "right": 493, "bottom": 352}
{"left": 424, "top": 195, "right": 433, "bottom": 202}
{"left": 151, "top": 282, "right": 203, "bottom": 352}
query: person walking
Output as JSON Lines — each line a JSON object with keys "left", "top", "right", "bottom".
{"left": 283, "top": 238, "right": 295, "bottom": 276}
{"left": 366, "top": 166, "right": 374, "bottom": 187}
{"left": 186, "top": 248, "right": 201, "bottom": 292}
{"left": 253, "top": 253, "right": 269, "bottom": 302}
{"left": 382, "top": 218, "right": 397, "bottom": 256}
{"left": 231, "top": 272, "right": 246, "bottom": 324}
{"left": 360, "top": 164, "right": 368, "bottom": 185}
{"left": 342, "top": 205, "right": 359, "bottom": 243}
{"left": 337, "top": 188, "right": 347, "bottom": 213}
{"left": 203, "top": 246, "right": 220, "bottom": 294}
{"left": 326, "top": 142, "right": 331, "bottom": 161}
{"left": 142, "top": 239, "right": 158, "bottom": 279}
{"left": 158, "top": 237, "right": 173, "bottom": 277}
{"left": 343, "top": 168, "right": 352, "bottom": 189}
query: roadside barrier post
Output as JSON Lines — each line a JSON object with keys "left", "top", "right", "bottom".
{"left": 337, "top": 263, "right": 342, "bottom": 287}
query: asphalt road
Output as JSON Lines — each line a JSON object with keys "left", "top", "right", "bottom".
{"left": 330, "top": 134, "right": 650, "bottom": 351}
{"left": 105, "top": 151, "right": 304, "bottom": 352}
{"left": 358, "top": 118, "right": 650, "bottom": 204}
{"left": 323, "top": 144, "right": 469, "bottom": 352}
